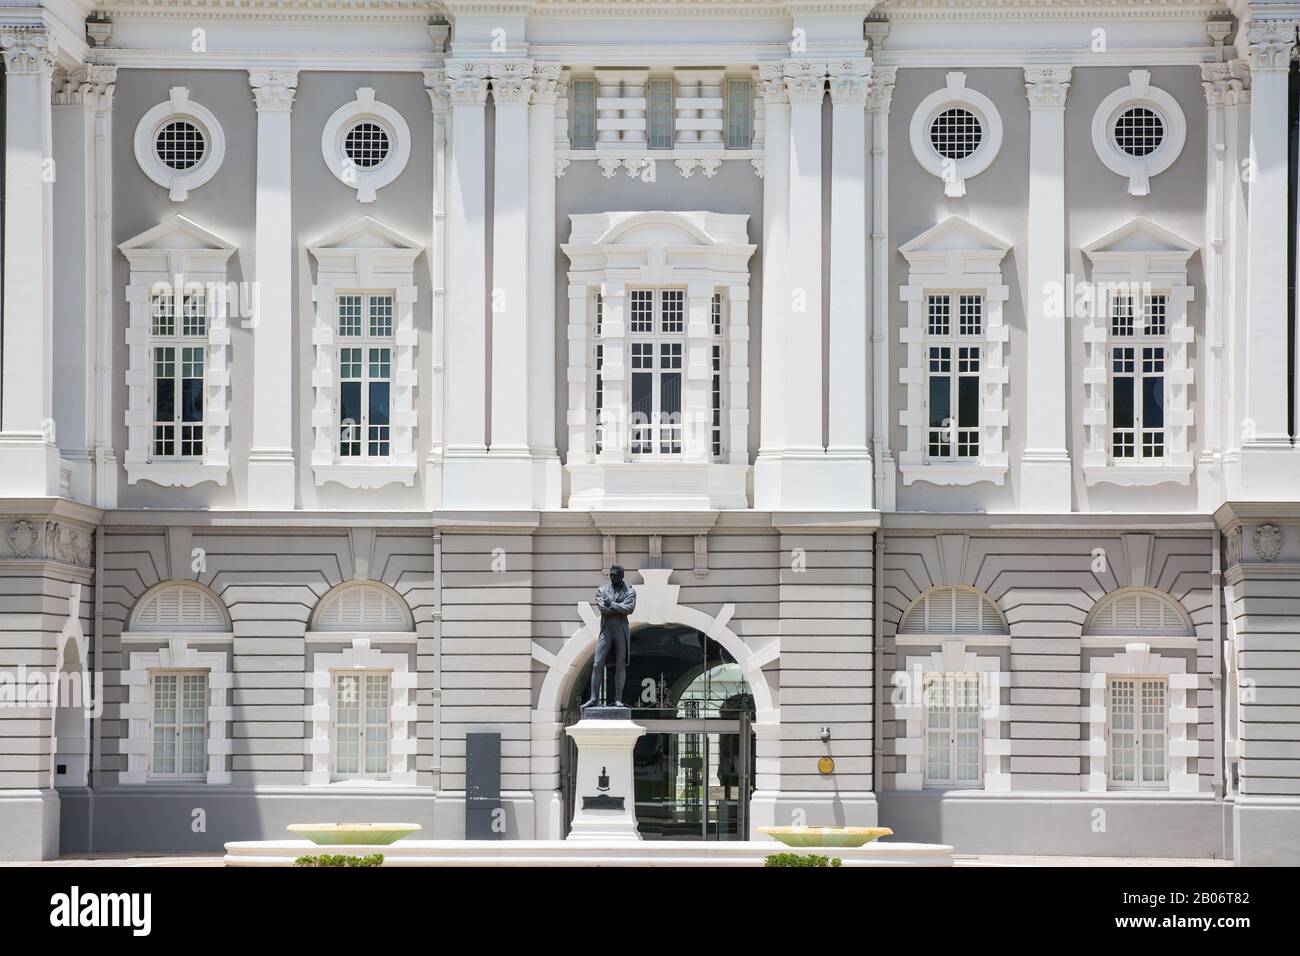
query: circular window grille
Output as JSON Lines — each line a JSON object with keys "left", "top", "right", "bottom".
{"left": 343, "top": 121, "right": 391, "bottom": 169}
{"left": 154, "top": 120, "right": 207, "bottom": 171}
{"left": 1113, "top": 106, "right": 1165, "bottom": 158}
{"left": 929, "top": 108, "right": 983, "bottom": 161}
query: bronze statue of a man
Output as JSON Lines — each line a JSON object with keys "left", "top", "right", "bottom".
{"left": 583, "top": 563, "right": 636, "bottom": 708}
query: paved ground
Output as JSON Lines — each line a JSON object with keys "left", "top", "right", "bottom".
{"left": 1, "top": 852, "right": 1234, "bottom": 867}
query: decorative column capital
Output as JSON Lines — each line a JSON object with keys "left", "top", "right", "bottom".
{"left": 783, "top": 60, "right": 828, "bottom": 105}
{"left": 1201, "top": 59, "right": 1251, "bottom": 108}
{"left": 757, "top": 62, "right": 788, "bottom": 106}
{"left": 248, "top": 69, "right": 299, "bottom": 112}
{"left": 1024, "top": 65, "right": 1072, "bottom": 110}
{"left": 446, "top": 61, "right": 490, "bottom": 106}
{"left": 53, "top": 65, "right": 117, "bottom": 110}
{"left": 489, "top": 60, "right": 535, "bottom": 105}
{"left": 867, "top": 65, "right": 897, "bottom": 113}
{"left": 423, "top": 67, "right": 450, "bottom": 114}
{"left": 532, "top": 63, "right": 563, "bottom": 106}
{"left": 1245, "top": 20, "right": 1297, "bottom": 72}
{"left": 1, "top": 28, "right": 57, "bottom": 76}
{"left": 828, "top": 59, "right": 871, "bottom": 104}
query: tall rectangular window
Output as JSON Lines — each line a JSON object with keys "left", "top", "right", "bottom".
{"left": 648, "top": 78, "right": 675, "bottom": 149}
{"left": 923, "top": 674, "right": 982, "bottom": 787}
{"left": 150, "top": 291, "right": 206, "bottom": 459}
{"left": 593, "top": 292, "right": 604, "bottom": 456}
{"left": 711, "top": 293, "right": 725, "bottom": 461}
{"left": 337, "top": 293, "right": 394, "bottom": 459}
{"left": 333, "top": 671, "right": 391, "bottom": 780}
{"left": 924, "top": 293, "right": 982, "bottom": 461}
{"left": 150, "top": 671, "right": 207, "bottom": 779}
{"left": 1108, "top": 677, "right": 1167, "bottom": 788}
{"left": 571, "top": 78, "right": 596, "bottom": 149}
{"left": 627, "top": 289, "right": 686, "bottom": 458}
{"left": 725, "top": 78, "right": 753, "bottom": 149}
{"left": 1109, "top": 294, "right": 1166, "bottom": 462}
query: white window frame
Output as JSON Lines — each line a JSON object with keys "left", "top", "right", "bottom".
{"left": 120, "top": 217, "right": 235, "bottom": 488}
{"left": 305, "top": 638, "right": 417, "bottom": 787}
{"left": 1091, "top": 71, "right": 1186, "bottom": 197}
{"left": 895, "top": 640, "right": 1010, "bottom": 792}
{"left": 122, "top": 638, "right": 231, "bottom": 785}
{"left": 909, "top": 73, "right": 1003, "bottom": 198}
{"left": 921, "top": 672, "right": 984, "bottom": 788}
{"left": 1083, "top": 642, "right": 1198, "bottom": 793}
{"left": 320, "top": 88, "right": 412, "bottom": 203}
{"left": 626, "top": 287, "right": 687, "bottom": 459}
{"left": 1105, "top": 675, "right": 1169, "bottom": 790}
{"left": 1082, "top": 218, "right": 1196, "bottom": 486}
{"left": 147, "top": 669, "right": 210, "bottom": 781}
{"left": 563, "top": 211, "right": 753, "bottom": 509}
{"left": 133, "top": 88, "right": 226, "bottom": 202}
{"left": 898, "top": 216, "right": 1010, "bottom": 486}
{"left": 330, "top": 669, "right": 393, "bottom": 782}
{"left": 335, "top": 292, "right": 396, "bottom": 462}
{"left": 308, "top": 217, "right": 422, "bottom": 489}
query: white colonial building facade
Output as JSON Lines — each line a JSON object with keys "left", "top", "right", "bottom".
{"left": 0, "top": 0, "right": 1297, "bottom": 864}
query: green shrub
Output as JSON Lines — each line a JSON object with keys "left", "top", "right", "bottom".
{"left": 763, "top": 853, "right": 842, "bottom": 868}
{"left": 294, "top": 853, "right": 385, "bottom": 867}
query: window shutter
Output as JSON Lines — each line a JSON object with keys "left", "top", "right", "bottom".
{"left": 133, "top": 584, "right": 227, "bottom": 631}
{"left": 315, "top": 583, "right": 412, "bottom": 632}
{"left": 1086, "top": 589, "right": 1190, "bottom": 637}
{"left": 899, "top": 587, "right": 1007, "bottom": 636}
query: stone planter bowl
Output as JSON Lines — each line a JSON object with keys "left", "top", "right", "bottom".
{"left": 758, "top": 826, "right": 893, "bottom": 848}
{"left": 286, "top": 823, "right": 422, "bottom": 846}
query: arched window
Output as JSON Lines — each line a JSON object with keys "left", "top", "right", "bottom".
{"left": 130, "top": 582, "right": 230, "bottom": 632}
{"left": 1084, "top": 588, "right": 1192, "bottom": 638}
{"left": 897, "top": 586, "right": 1008, "bottom": 636}
{"left": 311, "top": 581, "right": 413, "bottom": 632}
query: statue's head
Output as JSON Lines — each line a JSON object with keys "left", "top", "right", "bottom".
{"left": 609, "top": 563, "right": 625, "bottom": 586}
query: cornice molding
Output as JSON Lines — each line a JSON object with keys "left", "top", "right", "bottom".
{"left": 879, "top": 0, "right": 1229, "bottom": 22}
{"left": 95, "top": 0, "right": 442, "bottom": 22}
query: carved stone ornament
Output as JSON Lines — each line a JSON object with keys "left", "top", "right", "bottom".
{"left": 7, "top": 520, "right": 40, "bottom": 558}
{"left": 1252, "top": 524, "right": 1284, "bottom": 562}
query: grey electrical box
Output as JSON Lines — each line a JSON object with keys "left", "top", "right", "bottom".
{"left": 465, "top": 731, "right": 502, "bottom": 840}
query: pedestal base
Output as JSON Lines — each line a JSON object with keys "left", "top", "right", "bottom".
{"left": 564, "top": 716, "right": 645, "bottom": 842}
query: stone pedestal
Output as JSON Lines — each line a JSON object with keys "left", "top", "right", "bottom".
{"left": 564, "top": 709, "right": 645, "bottom": 842}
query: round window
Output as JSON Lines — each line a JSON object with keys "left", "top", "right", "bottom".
{"left": 154, "top": 119, "right": 207, "bottom": 171}
{"left": 1112, "top": 106, "right": 1165, "bottom": 158}
{"left": 343, "top": 121, "right": 391, "bottom": 169}
{"left": 929, "top": 107, "right": 983, "bottom": 161}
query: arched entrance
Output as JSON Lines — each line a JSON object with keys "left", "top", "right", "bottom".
{"left": 560, "top": 624, "right": 756, "bottom": 840}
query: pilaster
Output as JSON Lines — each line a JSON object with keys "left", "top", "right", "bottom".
{"left": 246, "top": 69, "right": 299, "bottom": 509}
{"left": 826, "top": 59, "right": 873, "bottom": 509}
{"left": 1020, "top": 66, "right": 1073, "bottom": 512}
{"left": 0, "top": 28, "right": 61, "bottom": 497}
{"left": 442, "top": 61, "right": 492, "bottom": 506}
{"left": 1234, "top": 21, "right": 1300, "bottom": 497}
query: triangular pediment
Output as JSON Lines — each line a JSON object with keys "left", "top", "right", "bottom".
{"left": 119, "top": 215, "right": 236, "bottom": 254}
{"left": 899, "top": 215, "right": 1011, "bottom": 259}
{"left": 309, "top": 216, "right": 423, "bottom": 254}
{"left": 1083, "top": 217, "right": 1197, "bottom": 259}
